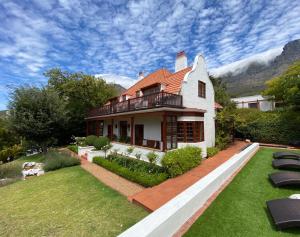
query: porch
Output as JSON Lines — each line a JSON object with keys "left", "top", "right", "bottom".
{"left": 86, "top": 109, "right": 206, "bottom": 154}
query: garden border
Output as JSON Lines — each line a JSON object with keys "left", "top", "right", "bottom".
{"left": 118, "top": 143, "right": 259, "bottom": 237}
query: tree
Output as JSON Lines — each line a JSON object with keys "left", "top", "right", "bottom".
{"left": 45, "top": 69, "right": 117, "bottom": 137}
{"left": 0, "top": 117, "right": 19, "bottom": 150}
{"left": 209, "top": 76, "right": 233, "bottom": 107}
{"left": 9, "top": 87, "right": 68, "bottom": 152}
{"left": 263, "top": 60, "right": 300, "bottom": 110}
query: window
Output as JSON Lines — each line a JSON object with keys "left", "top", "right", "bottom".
{"left": 248, "top": 102, "right": 258, "bottom": 109}
{"left": 142, "top": 85, "right": 160, "bottom": 95}
{"left": 198, "top": 81, "right": 206, "bottom": 98}
{"left": 122, "top": 95, "right": 127, "bottom": 101}
{"left": 166, "top": 116, "right": 177, "bottom": 149}
{"left": 177, "top": 121, "right": 204, "bottom": 142}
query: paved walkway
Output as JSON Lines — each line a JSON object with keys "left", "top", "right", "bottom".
{"left": 130, "top": 141, "right": 247, "bottom": 211}
{"left": 60, "top": 148, "right": 145, "bottom": 198}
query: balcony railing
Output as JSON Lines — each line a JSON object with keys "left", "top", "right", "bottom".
{"left": 88, "top": 91, "right": 183, "bottom": 117}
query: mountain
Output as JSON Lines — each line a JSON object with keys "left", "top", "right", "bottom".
{"left": 213, "top": 39, "right": 300, "bottom": 96}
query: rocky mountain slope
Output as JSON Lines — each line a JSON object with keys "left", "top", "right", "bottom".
{"left": 218, "top": 39, "right": 300, "bottom": 96}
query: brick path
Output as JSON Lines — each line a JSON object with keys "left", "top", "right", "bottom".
{"left": 130, "top": 141, "right": 247, "bottom": 211}
{"left": 60, "top": 148, "right": 145, "bottom": 198}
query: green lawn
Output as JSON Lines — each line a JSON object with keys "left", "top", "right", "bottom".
{"left": 0, "top": 166, "right": 147, "bottom": 237}
{"left": 185, "top": 148, "right": 300, "bottom": 237}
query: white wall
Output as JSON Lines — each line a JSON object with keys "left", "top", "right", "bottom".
{"left": 118, "top": 143, "right": 259, "bottom": 237}
{"left": 180, "top": 54, "right": 216, "bottom": 148}
{"left": 135, "top": 116, "right": 162, "bottom": 141}
{"left": 232, "top": 95, "right": 275, "bottom": 111}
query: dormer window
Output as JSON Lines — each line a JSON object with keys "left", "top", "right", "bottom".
{"left": 136, "top": 90, "right": 141, "bottom": 97}
{"left": 122, "top": 95, "right": 126, "bottom": 101}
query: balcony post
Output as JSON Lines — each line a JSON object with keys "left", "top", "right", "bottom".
{"left": 128, "top": 99, "right": 130, "bottom": 111}
{"left": 162, "top": 113, "right": 167, "bottom": 151}
{"left": 130, "top": 117, "right": 134, "bottom": 145}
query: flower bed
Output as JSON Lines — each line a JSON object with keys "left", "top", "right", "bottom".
{"left": 93, "top": 154, "right": 168, "bottom": 187}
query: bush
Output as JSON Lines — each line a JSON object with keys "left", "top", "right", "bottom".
{"left": 67, "top": 145, "right": 78, "bottom": 153}
{"left": 0, "top": 144, "right": 24, "bottom": 164}
{"left": 85, "top": 135, "right": 98, "bottom": 146}
{"left": 93, "top": 137, "right": 110, "bottom": 150}
{"left": 93, "top": 155, "right": 168, "bottom": 187}
{"left": 147, "top": 152, "right": 158, "bottom": 164}
{"left": 207, "top": 147, "right": 220, "bottom": 157}
{"left": 44, "top": 151, "right": 80, "bottom": 172}
{"left": 235, "top": 109, "right": 300, "bottom": 144}
{"left": 161, "top": 146, "right": 202, "bottom": 177}
{"left": 215, "top": 132, "right": 231, "bottom": 150}
{"left": 0, "top": 162, "right": 22, "bottom": 179}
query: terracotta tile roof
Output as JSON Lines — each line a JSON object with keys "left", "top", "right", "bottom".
{"left": 122, "top": 67, "right": 192, "bottom": 97}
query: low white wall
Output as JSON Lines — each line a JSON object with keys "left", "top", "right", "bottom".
{"left": 118, "top": 143, "right": 259, "bottom": 237}
{"left": 78, "top": 146, "right": 94, "bottom": 157}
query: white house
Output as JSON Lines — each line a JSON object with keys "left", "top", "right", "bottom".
{"left": 85, "top": 51, "right": 216, "bottom": 158}
{"left": 231, "top": 95, "right": 275, "bottom": 111}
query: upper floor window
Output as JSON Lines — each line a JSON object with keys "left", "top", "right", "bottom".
{"left": 198, "top": 81, "right": 206, "bottom": 98}
{"left": 142, "top": 84, "right": 160, "bottom": 96}
{"left": 122, "top": 95, "right": 126, "bottom": 101}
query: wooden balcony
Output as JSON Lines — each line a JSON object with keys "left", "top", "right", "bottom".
{"left": 88, "top": 91, "right": 183, "bottom": 117}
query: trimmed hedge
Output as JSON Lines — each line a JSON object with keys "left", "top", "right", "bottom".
{"left": 93, "top": 137, "right": 110, "bottom": 150}
{"left": 93, "top": 155, "right": 168, "bottom": 187}
{"left": 161, "top": 146, "right": 202, "bottom": 177}
{"left": 85, "top": 135, "right": 98, "bottom": 146}
{"left": 235, "top": 109, "right": 300, "bottom": 145}
{"left": 67, "top": 145, "right": 78, "bottom": 154}
{"left": 44, "top": 151, "right": 80, "bottom": 172}
{"left": 207, "top": 147, "right": 220, "bottom": 157}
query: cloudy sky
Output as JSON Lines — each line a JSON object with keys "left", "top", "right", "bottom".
{"left": 0, "top": 0, "right": 300, "bottom": 110}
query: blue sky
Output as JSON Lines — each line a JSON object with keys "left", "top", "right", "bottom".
{"left": 0, "top": 0, "right": 300, "bottom": 110}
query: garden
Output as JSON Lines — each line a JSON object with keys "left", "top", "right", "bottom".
{"left": 184, "top": 148, "right": 300, "bottom": 237}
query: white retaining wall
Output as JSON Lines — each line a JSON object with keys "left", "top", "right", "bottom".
{"left": 118, "top": 143, "right": 259, "bottom": 237}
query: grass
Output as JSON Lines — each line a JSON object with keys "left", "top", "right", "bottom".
{"left": 185, "top": 148, "right": 300, "bottom": 237}
{"left": 0, "top": 166, "right": 147, "bottom": 237}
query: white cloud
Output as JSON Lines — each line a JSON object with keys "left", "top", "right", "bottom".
{"left": 210, "top": 47, "right": 283, "bottom": 77}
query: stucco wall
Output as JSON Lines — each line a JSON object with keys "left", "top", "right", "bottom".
{"left": 135, "top": 116, "right": 162, "bottom": 141}
{"left": 180, "top": 54, "right": 215, "bottom": 148}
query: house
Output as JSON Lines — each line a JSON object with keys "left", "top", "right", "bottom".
{"left": 85, "top": 51, "right": 215, "bottom": 158}
{"left": 231, "top": 95, "right": 275, "bottom": 111}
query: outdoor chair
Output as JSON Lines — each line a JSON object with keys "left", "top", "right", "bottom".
{"left": 273, "top": 151, "right": 300, "bottom": 160}
{"left": 272, "top": 159, "right": 300, "bottom": 170}
{"left": 269, "top": 171, "right": 300, "bottom": 187}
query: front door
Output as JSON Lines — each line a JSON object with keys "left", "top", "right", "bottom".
{"left": 119, "top": 121, "right": 128, "bottom": 139}
{"left": 107, "top": 124, "right": 112, "bottom": 140}
{"left": 135, "top": 124, "right": 144, "bottom": 146}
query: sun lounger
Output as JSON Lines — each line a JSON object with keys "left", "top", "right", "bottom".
{"left": 266, "top": 198, "right": 300, "bottom": 229}
{"left": 269, "top": 171, "right": 300, "bottom": 187}
{"left": 273, "top": 151, "right": 300, "bottom": 160}
{"left": 272, "top": 159, "right": 300, "bottom": 170}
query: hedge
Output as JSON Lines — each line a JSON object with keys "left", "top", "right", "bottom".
{"left": 44, "top": 151, "right": 80, "bottom": 172}
{"left": 207, "top": 147, "right": 220, "bottom": 157}
{"left": 235, "top": 109, "right": 300, "bottom": 145}
{"left": 161, "top": 146, "right": 202, "bottom": 177}
{"left": 93, "top": 156, "right": 168, "bottom": 187}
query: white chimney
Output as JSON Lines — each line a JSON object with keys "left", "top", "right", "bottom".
{"left": 138, "top": 71, "right": 144, "bottom": 80}
{"left": 175, "top": 51, "right": 187, "bottom": 72}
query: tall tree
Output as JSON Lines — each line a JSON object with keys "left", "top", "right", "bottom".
{"left": 209, "top": 75, "right": 233, "bottom": 107}
{"left": 45, "top": 69, "right": 117, "bottom": 137}
{"left": 9, "top": 87, "right": 68, "bottom": 152}
{"left": 263, "top": 60, "right": 300, "bottom": 110}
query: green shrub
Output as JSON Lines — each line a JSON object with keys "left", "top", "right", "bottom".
{"left": 67, "top": 145, "right": 78, "bottom": 153}
{"left": 235, "top": 109, "right": 300, "bottom": 145}
{"left": 147, "top": 152, "right": 158, "bottom": 164}
{"left": 0, "top": 144, "right": 24, "bottom": 163}
{"left": 135, "top": 152, "right": 142, "bottom": 160}
{"left": 207, "top": 147, "right": 220, "bottom": 157}
{"left": 85, "top": 135, "right": 98, "bottom": 146}
{"left": 93, "top": 137, "right": 110, "bottom": 150}
{"left": 127, "top": 146, "right": 134, "bottom": 155}
{"left": 0, "top": 162, "right": 22, "bottom": 179}
{"left": 161, "top": 146, "right": 202, "bottom": 177}
{"left": 216, "top": 132, "right": 231, "bottom": 150}
{"left": 44, "top": 151, "right": 80, "bottom": 172}
{"left": 93, "top": 155, "right": 168, "bottom": 187}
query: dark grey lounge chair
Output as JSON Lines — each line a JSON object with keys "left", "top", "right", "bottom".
{"left": 273, "top": 159, "right": 300, "bottom": 170}
{"left": 269, "top": 171, "right": 300, "bottom": 187}
{"left": 267, "top": 198, "right": 300, "bottom": 230}
{"left": 273, "top": 151, "right": 300, "bottom": 160}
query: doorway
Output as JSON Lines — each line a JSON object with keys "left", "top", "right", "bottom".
{"left": 135, "top": 124, "right": 144, "bottom": 146}
{"left": 119, "top": 121, "right": 128, "bottom": 139}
